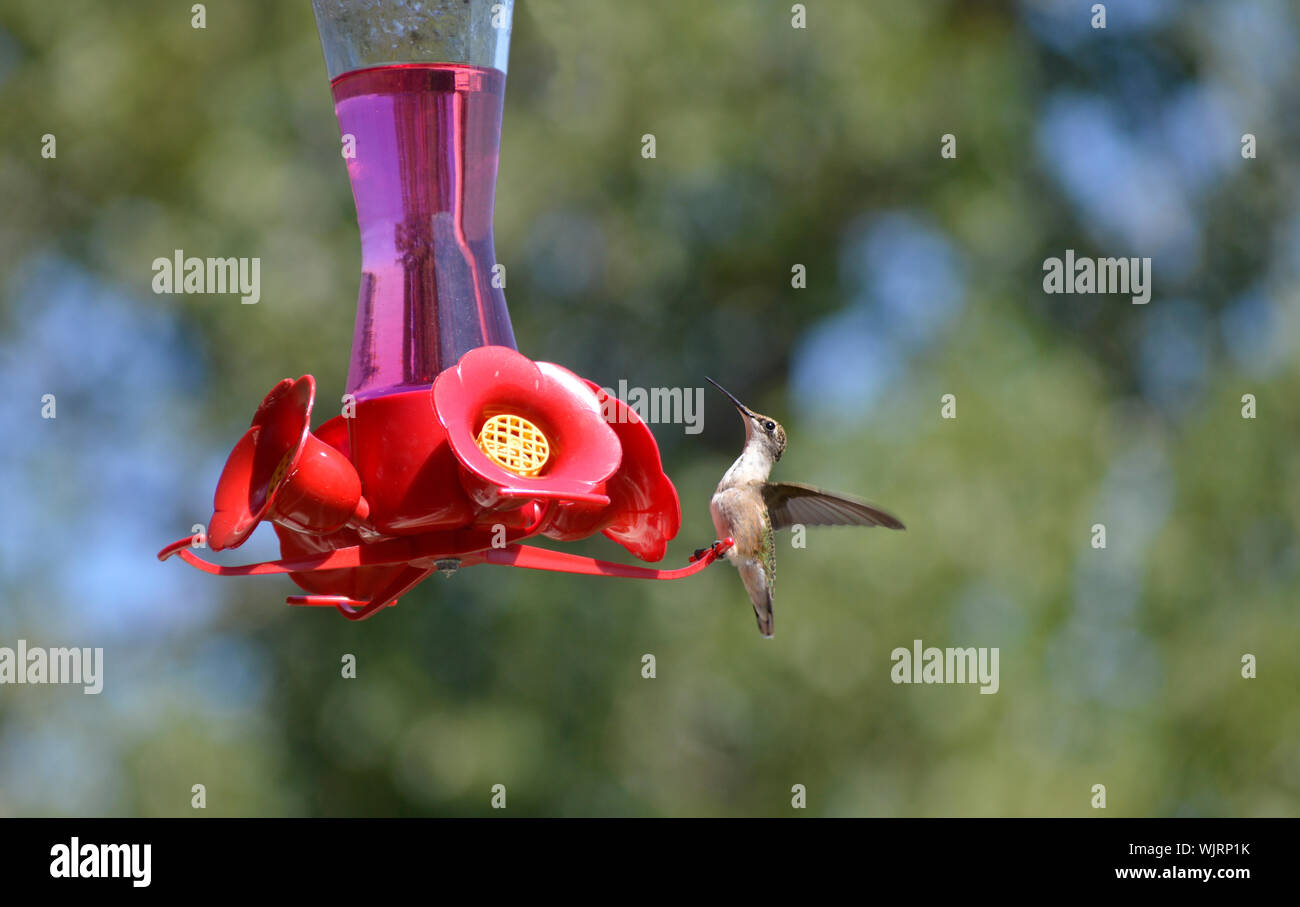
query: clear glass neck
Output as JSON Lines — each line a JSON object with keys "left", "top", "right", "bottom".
{"left": 312, "top": 0, "right": 513, "bottom": 79}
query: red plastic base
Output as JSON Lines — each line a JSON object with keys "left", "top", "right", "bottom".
{"left": 158, "top": 535, "right": 733, "bottom": 621}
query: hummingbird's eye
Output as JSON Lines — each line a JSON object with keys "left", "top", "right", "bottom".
{"left": 764, "top": 420, "right": 775, "bottom": 432}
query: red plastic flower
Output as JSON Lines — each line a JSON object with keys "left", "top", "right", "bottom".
{"left": 209, "top": 375, "right": 369, "bottom": 551}
{"left": 432, "top": 345, "right": 621, "bottom": 510}
{"left": 270, "top": 414, "right": 403, "bottom": 600}
{"left": 431, "top": 345, "right": 680, "bottom": 560}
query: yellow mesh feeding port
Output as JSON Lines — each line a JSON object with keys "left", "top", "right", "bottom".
{"left": 269, "top": 447, "right": 295, "bottom": 491}
{"left": 476, "top": 414, "right": 550, "bottom": 477}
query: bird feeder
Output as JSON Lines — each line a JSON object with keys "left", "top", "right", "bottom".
{"left": 158, "top": 0, "right": 731, "bottom": 619}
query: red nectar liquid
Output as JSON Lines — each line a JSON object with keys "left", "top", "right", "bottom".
{"left": 332, "top": 63, "right": 516, "bottom": 398}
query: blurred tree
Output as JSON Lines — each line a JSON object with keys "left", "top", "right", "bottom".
{"left": 0, "top": 0, "right": 1296, "bottom": 816}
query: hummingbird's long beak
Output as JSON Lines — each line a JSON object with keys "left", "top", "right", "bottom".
{"left": 706, "top": 377, "right": 754, "bottom": 418}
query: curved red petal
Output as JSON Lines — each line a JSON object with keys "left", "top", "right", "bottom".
{"left": 210, "top": 375, "right": 315, "bottom": 550}
{"left": 542, "top": 380, "right": 681, "bottom": 561}
{"left": 432, "top": 346, "right": 620, "bottom": 508}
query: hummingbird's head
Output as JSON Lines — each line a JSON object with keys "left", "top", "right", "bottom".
{"left": 706, "top": 378, "right": 787, "bottom": 463}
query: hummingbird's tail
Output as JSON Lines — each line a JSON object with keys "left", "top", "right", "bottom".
{"left": 737, "top": 560, "right": 775, "bottom": 638}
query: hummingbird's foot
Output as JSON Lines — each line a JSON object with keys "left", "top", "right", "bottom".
{"left": 690, "top": 540, "right": 725, "bottom": 563}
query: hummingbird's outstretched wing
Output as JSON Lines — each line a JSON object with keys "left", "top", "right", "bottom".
{"left": 762, "top": 482, "right": 905, "bottom": 531}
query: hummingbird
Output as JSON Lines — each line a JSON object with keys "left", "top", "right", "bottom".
{"left": 704, "top": 378, "right": 905, "bottom": 638}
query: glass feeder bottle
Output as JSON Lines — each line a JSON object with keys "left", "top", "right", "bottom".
{"left": 312, "top": 0, "right": 517, "bottom": 400}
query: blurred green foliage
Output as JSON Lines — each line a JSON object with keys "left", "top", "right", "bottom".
{"left": 0, "top": 0, "right": 1297, "bottom": 817}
